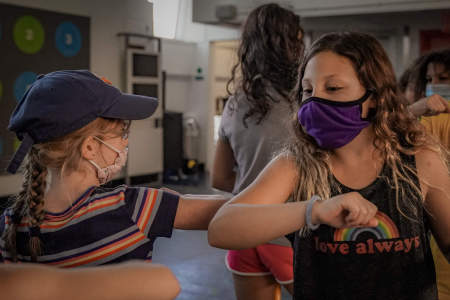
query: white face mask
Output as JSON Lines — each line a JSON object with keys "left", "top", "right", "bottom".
{"left": 89, "top": 137, "right": 128, "bottom": 185}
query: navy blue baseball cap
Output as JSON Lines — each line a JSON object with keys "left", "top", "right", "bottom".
{"left": 7, "top": 69, "right": 158, "bottom": 174}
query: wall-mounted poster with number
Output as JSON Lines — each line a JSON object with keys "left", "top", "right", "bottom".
{"left": 0, "top": 3, "right": 90, "bottom": 174}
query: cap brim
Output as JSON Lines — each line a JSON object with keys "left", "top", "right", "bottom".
{"left": 101, "top": 93, "right": 158, "bottom": 120}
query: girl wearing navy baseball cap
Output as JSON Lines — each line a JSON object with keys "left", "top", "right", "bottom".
{"left": 1, "top": 71, "right": 226, "bottom": 286}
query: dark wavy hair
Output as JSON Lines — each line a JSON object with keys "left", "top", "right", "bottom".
{"left": 227, "top": 3, "right": 303, "bottom": 126}
{"left": 399, "top": 66, "right": 413, "bottom": 93}
{"left": 287, "top": 32, "right": 447, "bottom": 220}
{"left": 413, "top": 48, "right": 450, "bottom": 98}
{"left": 398, "top": 55, "right": 428, "bottom": 100}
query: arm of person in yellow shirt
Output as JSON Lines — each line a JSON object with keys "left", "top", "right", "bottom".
{"left": 417, "top": 147, "right": 450, "bottom": 262}
{"left": 409, "top": 94, "right": 450, "bottom": 117}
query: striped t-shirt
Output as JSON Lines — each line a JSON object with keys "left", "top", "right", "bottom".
{"left": 0, "top": 185, "right": 180, "bottom": 267}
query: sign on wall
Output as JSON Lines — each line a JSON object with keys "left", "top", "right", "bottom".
{"left": 0, "top": 3, "right": 90, "bottom": 174}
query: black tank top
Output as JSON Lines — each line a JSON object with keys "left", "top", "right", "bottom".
{"left": 292, "top": 154, "right": 437, "bottom": 300}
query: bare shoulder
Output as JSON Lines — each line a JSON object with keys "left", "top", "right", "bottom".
{"left": 415, "top": 146, "right": 448, "bottom": 171}
{"left": 415, "top": 146, "right": 449, "bottom": 196}
{"left": 249, "top": 153, "right": 299, "bottom": 193}
{"left": 265, "top": 153, "right": 299, "bottom": 180}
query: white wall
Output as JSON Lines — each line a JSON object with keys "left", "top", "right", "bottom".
{"left": 153, "top": 0, "right": 180, "bottom": 39}
{"left": 302, "top": 10, "right": 446, "bottom": 75}
{"left": 293, "top": 0, "right": 450, "bottom": 17}
{"left": 0, "top": 0, "right": 154, "bottom": 196}
{"left": 192, "top": 0, "right": 450, "bottom": 24}
{"left": 165, "top": 0, "right": 240, "bottom": 171}
{"left": 161, "top": 39, "right": 197, "bottom": 113}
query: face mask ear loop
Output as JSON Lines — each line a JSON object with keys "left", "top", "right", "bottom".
{"left": 360, "top": 90, "right": 376, "bottom": 121}
{"left": 88, "top": 159, "right": 102, "bottom": 170}
{"left": 93, "top": 136, "right": 121, "bottom": 154}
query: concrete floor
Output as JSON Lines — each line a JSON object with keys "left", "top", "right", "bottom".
{"left": 151, "top": 174, "right": 292, "bottom": 300}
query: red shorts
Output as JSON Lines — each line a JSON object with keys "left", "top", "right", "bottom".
{"left": 225, "top": 244, "right": 294, "bottom": 284}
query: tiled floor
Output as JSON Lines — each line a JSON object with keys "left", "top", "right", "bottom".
{"left": 151, "top": 174, "right": 292, "bottom": 300}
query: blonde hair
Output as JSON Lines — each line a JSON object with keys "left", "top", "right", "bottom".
{"left": 287, "top": 32, "right": 449, "bottom": 221}
{"left": 3, "top": 117, "right": 123, "bottom": 262}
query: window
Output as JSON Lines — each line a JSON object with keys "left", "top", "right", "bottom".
{"left": 150, "top": 0, "right": 180, "bottom": 39}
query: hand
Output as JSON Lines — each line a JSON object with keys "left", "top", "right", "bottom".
{"left": 421, "top": 94, "right": 450, "bottom": 116}
{"left": 312, "top": 192, "right": 378, "bottom": 228}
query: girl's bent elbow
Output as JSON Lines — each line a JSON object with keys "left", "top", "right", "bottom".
{"left": 167, "top": 277, "right": 181, "bottom": 300}
{"left": 207, "top": 227, "right": 219, "bottom": 248}
{"left": 158, "top": 266, "right": 181, "bottom": 300}
{"left": 207, "top": 225, "right": 226, "bottom": 249}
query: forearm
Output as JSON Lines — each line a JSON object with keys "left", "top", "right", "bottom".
{"left": 421, "top": 153, "right": 450, "bottom": 262}
{"left": 208, "top": 202, "right": 308, "bottom": 249}
{"left": 0, "top": 262, "right": 180, "bottom": 300}
{"left": 175, "top": 195, "right": 229, "bottom": 230}
{"left": 408, "top": 95, "right": 450, "bottom": 117}
{"left": 408, "top": 101, "right": 427, "bottom": 117}
{"left": 62, "top": 262, "right": 180, "bottom": 300}
{"left": 0, "top": 264, "right": 58, "bottom": 300}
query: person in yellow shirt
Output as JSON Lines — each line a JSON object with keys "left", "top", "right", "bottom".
{"left": 405, "top": 48, "right": 450, "bottom": 300}
{"left": 419, "top": 50, "right": 450, "bottom": 148}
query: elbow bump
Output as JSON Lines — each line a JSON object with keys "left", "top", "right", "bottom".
{"left": 169, "top": 279, "right": 181, "bottom": 300}
{"left": 207, "top": 227, "right": 218, "bottom": 247}
{"left": 162, "top": 268, "right": 181, "bottom": 300}
{"left": 207, "top": 226, "right": 223, "bottom": 249}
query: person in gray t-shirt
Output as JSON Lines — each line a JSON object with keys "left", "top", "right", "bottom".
{"left": 211, "top": 3, "right": 304, "bottom": 300}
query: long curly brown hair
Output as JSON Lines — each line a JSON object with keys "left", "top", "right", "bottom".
{"left": 227, "top": 3, "right": 304, "bottom": 126}
{"left": 287, "top": 32, "right": 448, "bottom": 220}
{"left": 3, "top": 118, "right": 122, "bottom": 262}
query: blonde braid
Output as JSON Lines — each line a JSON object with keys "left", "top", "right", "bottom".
{"left": 26, "top": 148, "right": 47, "bottom": 261}
{"left": 3, "top": 153, "right": 34, "bottom": 261}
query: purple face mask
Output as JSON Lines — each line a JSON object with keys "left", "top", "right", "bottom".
{"left": 297, "top": 91, "right": 373, "bottom": 149}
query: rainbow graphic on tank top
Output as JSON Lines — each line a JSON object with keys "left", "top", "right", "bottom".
{"left": 334, "top": 211, "right": 399, "bottom": 241}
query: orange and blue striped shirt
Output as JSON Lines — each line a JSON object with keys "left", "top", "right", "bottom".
{"left": 0, "top": 185, "right": 179, "bottom": 267}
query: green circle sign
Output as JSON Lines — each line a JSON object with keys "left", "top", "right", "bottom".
{"left": 13, "top": 16, "right": 44, "bottom": 54}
